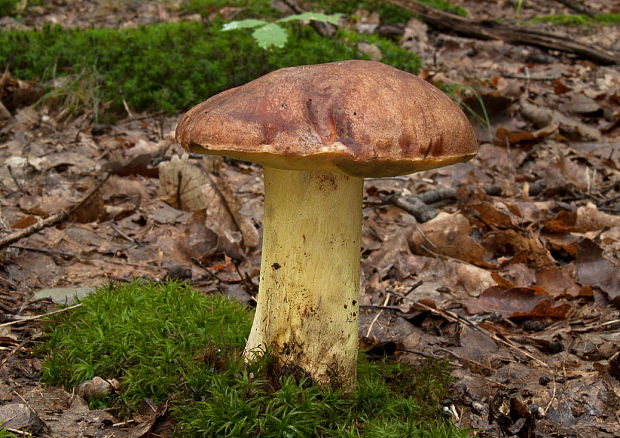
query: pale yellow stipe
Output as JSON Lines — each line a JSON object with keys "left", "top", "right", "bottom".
{"left": 245, "top": 167, "right": 363, "bottom": 388}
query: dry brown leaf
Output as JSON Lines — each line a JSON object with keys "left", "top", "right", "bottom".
{"left": 158, "top": 154, "right": 210, "bottom": 211}
{"left": 408, "top": 212, "right": 494, "bottom": 268}
{"left": 465, "top": 286, "right": 570, "bottom": 320}
{"left": 483, "top": 229, "right": 554, "bottom": 269}
{"left": 575, "top": 202, "right": 620, "bottom": 233}
{"left": 576, "top": 239, "right": 620, "bottom": 305}
{"left": 212, "top": 174, "right": 259, "bottom": 249}
{"left": 11, "top": 214, "right": 38, "bottom": 229}
{"left": 536, "top": 267, "right": 590, "bottom": 298}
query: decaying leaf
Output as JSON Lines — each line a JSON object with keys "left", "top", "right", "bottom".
{"left": 536, "top": 267, "right": 590, "bottom": 298}
{"left": 575, "top": 202, "right": 620, "bottom": 233}
{"left": 158, "top": 154, "right": 258, "bottom": 253}
{"left": 576, "top": 239, "right": 620, "bottom": 305}
{"left": 158, "top": 154, "right": 210, "bottom": 211}
{"left": 484, "top": 229, "right": 554, "bottom": 269}
{"left": 465, "top": 286, "right": 570, "bottom": 320}
{"left": 408, "top": 212, "right": 493, "bottom": 268}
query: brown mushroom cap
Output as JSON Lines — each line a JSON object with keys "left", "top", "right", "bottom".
{"left": 176, "top": 60, "right": 477, "bottom": 177}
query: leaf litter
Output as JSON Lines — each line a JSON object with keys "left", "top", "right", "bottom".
{"left": 1, "top": 0, "right": 620, "bottom": 437}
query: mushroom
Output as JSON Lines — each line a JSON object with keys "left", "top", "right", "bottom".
{"left": 175, "top": 60, "right": 478, "bottom": 389}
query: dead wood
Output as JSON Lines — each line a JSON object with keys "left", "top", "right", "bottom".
{"left": 388, "top": 0, "right": 619, "bottom": 65}
{"left": 0, "top": 173, "right": 110, "bottom": 250}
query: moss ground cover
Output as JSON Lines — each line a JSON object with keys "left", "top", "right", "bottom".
{"left": 0, "top": 0, "right": 18, "bottom": 17}
{"left": 0, "top": 20, "right": 420, "bottom": 117}
{"left": 39, "top": 281, "right": 468, "bottom": 437}
{"left": 313, "top": 0, "right": 467, "bottom": 22}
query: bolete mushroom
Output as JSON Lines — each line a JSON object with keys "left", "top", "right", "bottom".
{"left": 175, "top": 60, "right": 478, "bottom": 389}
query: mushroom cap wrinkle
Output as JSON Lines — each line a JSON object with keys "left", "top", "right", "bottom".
{"left": 175, "top": 60, "right": 478, "bottom": 177}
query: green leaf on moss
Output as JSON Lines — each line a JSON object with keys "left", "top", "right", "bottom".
{"left": 279, "top": 12, "right": 343, "bottom": 25}
{"left": 222, "top": 19, "right": 269, "bottom": 31}
{"left": 252, "top": 23, "right": 289, "bottom": 49}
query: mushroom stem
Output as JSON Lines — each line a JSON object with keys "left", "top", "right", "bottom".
{"left": 245, "top": 167, "right": 363, "bottom": 388}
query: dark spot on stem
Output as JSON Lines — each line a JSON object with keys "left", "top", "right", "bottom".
{"left": 272, "top": 263, "right": 281, "bottom": 270}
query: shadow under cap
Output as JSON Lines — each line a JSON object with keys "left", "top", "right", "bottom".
{"left": 176, "top": 60, "right": 478, "bottom": 178}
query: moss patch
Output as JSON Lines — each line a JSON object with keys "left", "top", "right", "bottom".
{"left": 0, "top": 20, "right": 420, "bottom": 118}
{"left": 314, "top": 0, "right": 467, "bottom": 22}
{"left": 39, "top": 281, "right": 467, "bottom": 437}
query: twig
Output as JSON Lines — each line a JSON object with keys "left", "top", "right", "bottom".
{"left": 191, "top": 257, "right": 226, "bottom": 285}
{"left": 366, "top": 293, "right": 391, "bottom": 338}
{"left": 437, "top": 348, "right": 495, "bottom": 375}
{"left": 121, "top": 97, "right": 134, "bottom": 119}
{"left": 7, "top": 165, "right": 25, "bottom": 193}
{"left": 543, "top": 376, "right": 557, "bottom": 414}
{"left": 0, "top": 339, "right": 29, "bottom": 368}
{"left": 0, "top": 303, "right": 82, "bottom": 328}
{"left": 110, "top": 222, "right": 139, "bottom": 246}
{"left": 0, "top": 173, "right": 111, "bottom": 249}
{"left": 388, "top": 0, "right": 619, "bottom": 65}
{"left": 13, "top": 390, "right": 50, "bottom": 434}
{"left": 414, "top": 301, "right": 549, "bottom": 368}
{"left": 398, "top": 347, "right": 439, "bottom": 359}
{"left": 5, "top": 428, "right": 32, "bottom": 437}
{"left": 232, "top": 260, "right": 258, "bottom": 295}
{"left": 9, "top": 244, "right": 155, "bottom": 269}
{"left": 501, "top": 73, "right": 559, "bottom": 81}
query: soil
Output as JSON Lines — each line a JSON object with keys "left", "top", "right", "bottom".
{"left": 1, "top": 0, "right": 619, "bottom": 437}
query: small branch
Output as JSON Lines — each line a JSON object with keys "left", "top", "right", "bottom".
{"left": 7, "top": 165, "right": 25, "bottom": 193}
{"left": 414, "top": 301, "right": 549, "bottom": 368}
{"left": 13, "top": 390, "right": 50, "bottom": 434}
{"left": 366, "top": 293, "right": 391, "bottom": 338}
{"left": 0, "top": 339, "right": 29, "bottom": 368}
{"left": 388, "top": 0, "right": 619, "bottom": 65}
{"left": 0, "top": 303, "right": 82, "bottom": 328}
{"left": 110, "top": 222, "right": 139, "bottom": 246}
{"left": 0, "top": 173, "right": 110, "bottom": 249}
{"left": 5, "top": 428, "right": 32, "bottom": 437}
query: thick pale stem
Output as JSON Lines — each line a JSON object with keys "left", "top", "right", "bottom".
{"left": 245, "top": 167, "right": 363, "bottom": 388}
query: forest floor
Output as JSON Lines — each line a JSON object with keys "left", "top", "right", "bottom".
{"left": 0, "top": 0, "right": 619, "bottom": 437}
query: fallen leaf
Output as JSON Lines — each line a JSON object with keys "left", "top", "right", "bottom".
{"left": 484, "top": 229, "right": 554, "bottom": 268}
{"left": 408, "top": 212, "right": 494, "bottom": 268}
{"left": 11, "top": 214, "right": 38, "bottom": 229}
{"left": 536, "top": 267, "right": 589, "bottom": 298}
{"left": 575, "top": 202, "right": 620, "bottom": 232}
{"left": 576, "top": 239, "right": 620, "bottom": 305}
{"left": 465, "top": 286, "right": 570, "bottom": 320}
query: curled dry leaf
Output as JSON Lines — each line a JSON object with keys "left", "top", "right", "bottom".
{"left": 576, "top": 239, "right": 620, "bottom": 305}
{"left": 465, "top": 286, "right": 570, "bottom": 320}
{"left": 408, "top": 212, "right": 493, "bottom": 268}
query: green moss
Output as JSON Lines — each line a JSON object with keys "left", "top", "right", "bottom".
{"left": 182, "top": 0, "right": 279, "bottom": 19}
{"left": 0, "top": 20, "right": 419, "bottom": 117}
{"left": 0, "top": 0, "right": 18, "bottom": 16}
{"left": 314, "top": 0, "right": 467, "bottom": 23}
{"left": 39, "top": 281, "right": 467, "bottom": 437}
{"left": 531, "top": 13, "right": 620, "bottom": 26}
